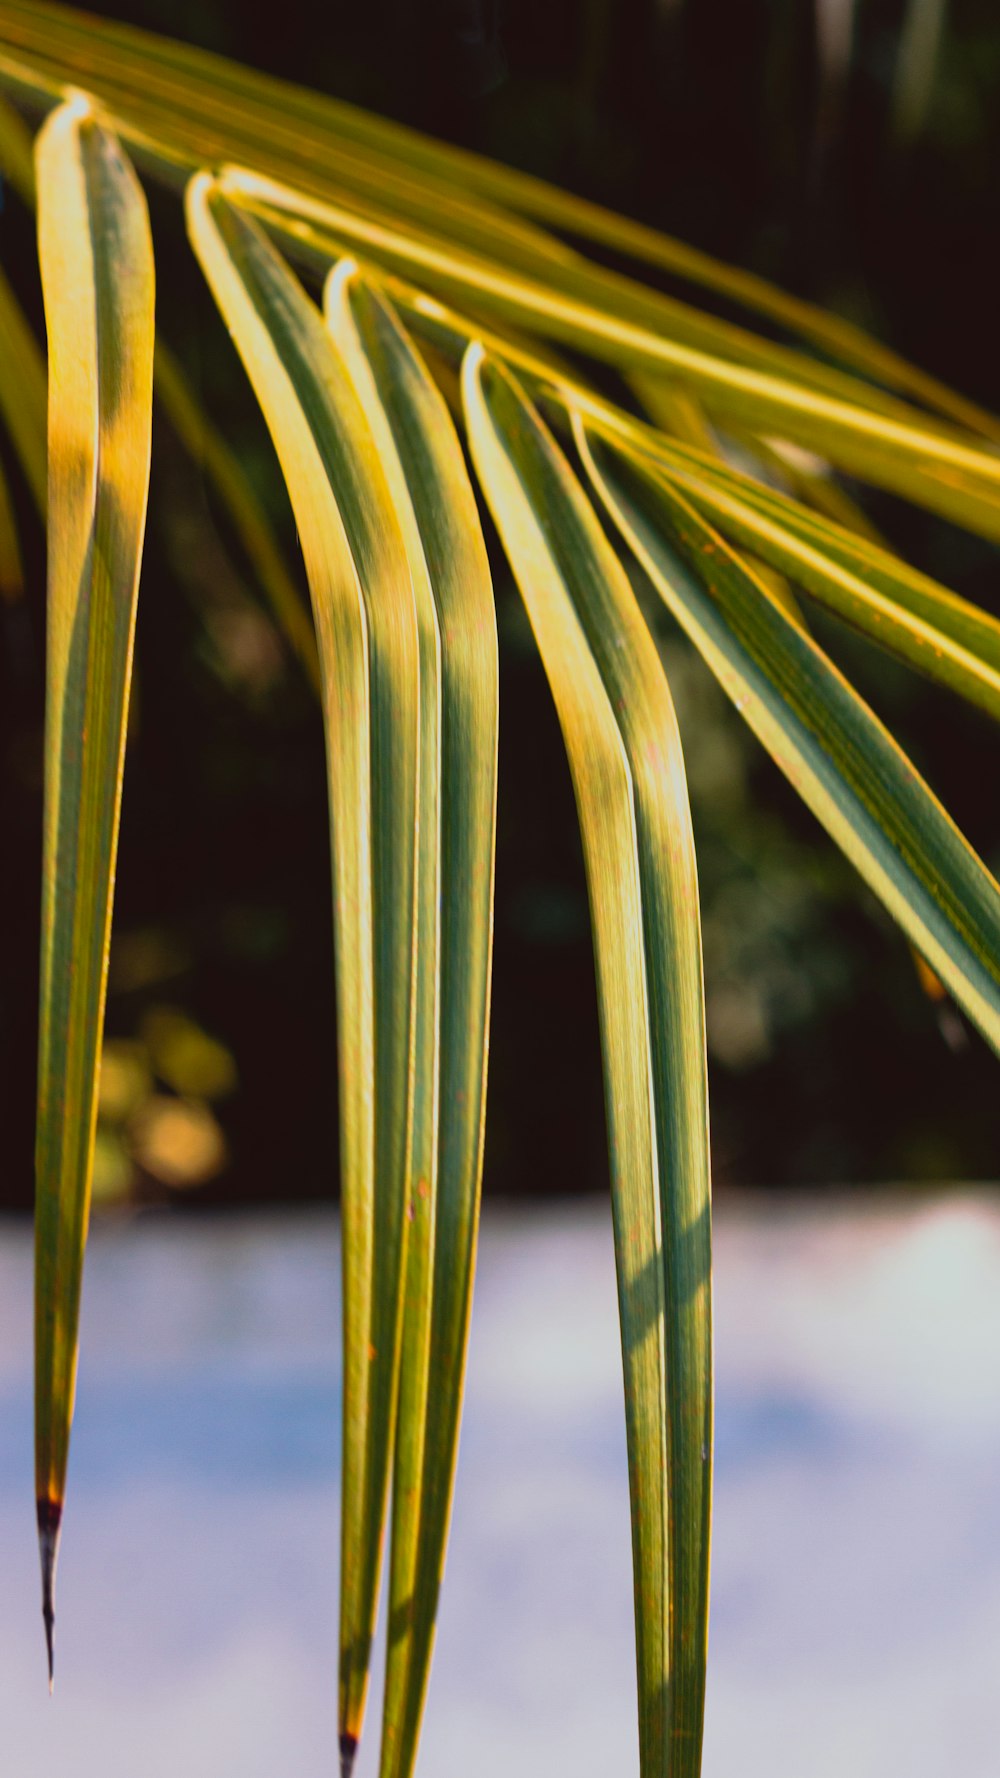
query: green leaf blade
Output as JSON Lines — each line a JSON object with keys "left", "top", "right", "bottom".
{"left": 185, "top": 181, "right": 421, "bottom": 1771}
{"left": 5, "top": 0, "right": 997, "bottom": 444}
{"left": 581, "top": 427, "right": 1000, "bottom": 1055}
{"left": 34, "top": 93, "right": 155, "bottom": 1676}
{"left": 218, "top": 167, "right": 1000, "bottom": 539}
{"left": 464, "top": 347, "right": 711, "bottom": 1777}
{"left": 325, "top": 268, "right": 499, "bottom": 1778}
{"left": 645, "top": 451, "right": 1000, "bottom": 723}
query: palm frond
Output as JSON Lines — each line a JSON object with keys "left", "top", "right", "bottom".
{"left": 0, "top": 8, "right": 996, "bottom": 1776}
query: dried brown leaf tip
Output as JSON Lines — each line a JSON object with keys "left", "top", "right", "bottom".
{"left": 37, "top": 1495, "right": 62, "bottom": 1692}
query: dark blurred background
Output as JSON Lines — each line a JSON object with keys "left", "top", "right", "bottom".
{"left": 1, "top": 0, "right": 998, "bottom": 1209}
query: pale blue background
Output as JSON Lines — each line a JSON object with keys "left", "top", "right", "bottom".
{"left": 1, "top": 1195, "right": 998, "bottom": 1776}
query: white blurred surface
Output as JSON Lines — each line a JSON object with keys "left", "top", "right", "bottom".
{"left": 0, "top": 1193, "right": 998, "bottom": 1776}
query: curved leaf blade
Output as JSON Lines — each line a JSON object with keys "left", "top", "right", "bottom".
{"left": 0, "top": 0, "right": 574, "bottom": 283}
{"left": 528, "top": 393, "right": 1000, "bottom": 718}
{"left": 635, "top": 448, "right": 1000, "bottom": 722}
{"left": 93, "top": 21, "right": 940, "bottom": 432}
{"left": 580, "top": 425, "right": 1000, "bottom": 1054}
{"left": 316, "top": 271, "right": 1000, "bottom": 724}
{"left": 2, "top": 0, "right": 995, "bottom": 440}
{"left": 34, "top": 94, "right": 154, "bottom": 1678}
{"left": 185, "top": 181, "right": 420, "bottom": 1774}
{"left": 386, "top": 288, "right": 1000, "bottom": 721}
{"left": 325, "top": 268, "right": 499, "bottom": 1778}
{"left": 464, "top": 347, "right": 711, "bottom": 1778}
{"left": 218, "top": 168, "right": 1000, "bottom": 535}
{"left": 441, "top": 153, "right": 1000, "bottom": 443}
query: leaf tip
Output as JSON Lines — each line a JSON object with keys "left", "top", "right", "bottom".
{"left": 324, "top": 256, "right": 360, "bottom": 316}
{"left": 184, "top": 167, "right": 217, "bottom": 230}
{"left": 61, "top": 89, "right": 93, "bottom": 126}
{"left": 37, "top": 1496, "right": 62, "bottom": 1691}
{"left": 339, "top": 1731, "right": 359, "bottom": 1778}
{"left": 460, "top": 338, "right": 487, "bottom": 414}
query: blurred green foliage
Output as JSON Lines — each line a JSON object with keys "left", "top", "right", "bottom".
{"left": 94, "top": 1007, "right": 235, "bottom": 1205}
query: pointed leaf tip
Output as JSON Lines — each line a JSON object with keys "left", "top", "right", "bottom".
{"left": 37, "top": 1496, "right": 61, "bottom": 1690}
{"left": 340, "top": 1732, "right": 358, "bottom": 1778}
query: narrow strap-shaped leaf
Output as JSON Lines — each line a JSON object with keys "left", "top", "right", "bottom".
{"left": 580, "top": 425, "right": 1000, "bottom": 1055}
{"left": 648, "top": 456, "right": 1000, "bottom": 722}
{"left": 185, "top": 180, "right": 420, "bottom": 1777}
{"left": 578, "top": 409, "right": 1000, "bottom": 719}
{"left": 34, "top": 94, "right": 154, "bottom": 1679}
{"left": 340, "top": 269, "right": 1000, "bottom": 685}
{"left": 0, "top": 99, "right": 317, "bottom": 688}
{"left": 203, "top": 185, "right": 1000, "bottom": 551}
{"left": 325, "top": 269, "right": 498, "bottom": 1778}
{"left": 3, "top": 0, "right": 995, "bottom": 439}
{"left": 457, "top": 343, "right": 1000, "bottom": 719}
{"left": 627, "top": 372, "right": 808, "bottom": 629}
{"left": 323, "top": 257, "right": 444, "bottom": 1778}
{"left": 0, "top": 0, "right": 575, "bottom": 284}
{"left": 0, "top": 9, "right": 924, "bottom": 429}
{"left": 217, "top": 169, "right": 1000, "bottom": 530}
{"left": 659, "top": 445, "right": 1000, "bottom": 648}
{"left": 152, "top": 338, "right": 321, "bottom": 694}
{"left": 0, "top": 259, "right": 46, "bottom": 512}
{"left": 464, "top": 348, "right": 711, "bottom": 1778}
{"left": 718, "top": 429, "right": 886, "bottom": 545}
{"left": 130, "top": 58, "right": 937, "bottom": 437}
